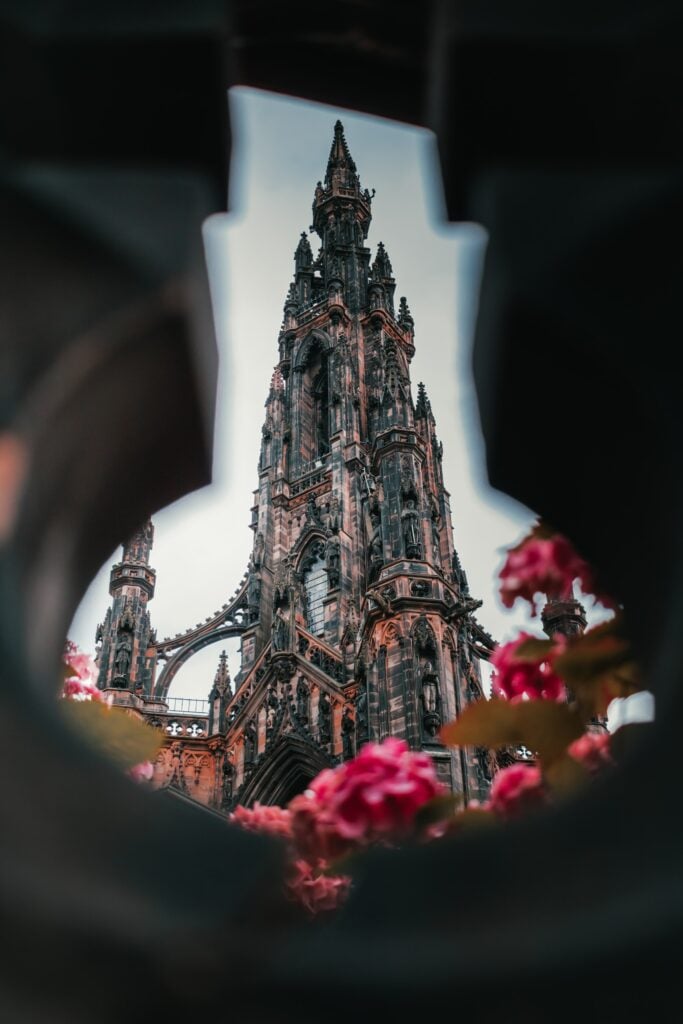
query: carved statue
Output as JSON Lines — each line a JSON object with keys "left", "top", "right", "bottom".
{"left": 420, "top": 660, "right": 439, "bottom": 715}
{"left": 368, "top": 510, "right": 383, "bottom": 563}
{"left": 475, "top": 746, "right": 493, "bottom": 787}
{"left": 430, "top": 496, "right": 441, "bottom": 561}
{"left": 243, "top": 721, "right": 257, "bottom": 766}
{"left": 247, "top": 567, "right": 261, "bottom": 622}
{"left": 401, "top": 499, "right": 421, "bottom": 558}
{"left": 296, "top": 677, "right": 310, "bottom": 723}
{"left": 326, "top": 494, "right": 341, "bottom": 533}
{"left": 114, "top": 631, "right": 132, "bottom": 679}
{"left": 355, "top": 686, "right": 368, "bottom": 741}
{"left": 221, "top": 760, "right": 234, "bottom": 808}
{"left": 342, "top": 705, "right": 355, "bottom": 759}
{"left": 318, "top": 690, "right": 331, "bottom": 744}
{"left": 266, "top": 704, "right": 277, "bottom": 735}
{"left": 253, "top": 531, "right": 265, "bottom": 568}
{"left": 305, "top": 495, "right": 320, "bottom": 525}
{"left": 360, "top": 467, "right": 376, "bottom": 497}
{"left": 325, "top": 533, "right": 341, "bottom": 588}
{"left": 271, "top": 606, "right": 289, "bottom": 652}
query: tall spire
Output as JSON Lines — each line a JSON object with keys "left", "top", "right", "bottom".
{"left": 325, "top": 120, "right": 357, "bottom": 188}
{"left": 312, "top": 121, "right": 373, "bottom": 246}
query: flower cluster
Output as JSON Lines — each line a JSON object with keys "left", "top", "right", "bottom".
{"left": 289, "top": 737, "right": 445, "bottom": 862}
{"left": 229, "top": 801, "right": 349, "bottom": 915}
{"left": 62, "top": 640, "right": 103, "bottom": 702}
{"left": 487, "top": 763, "right": 548, "bottom": 819}
{"left": 567, "top": 731, "right": 613, "bottom": 773}
{"left": 491, "top": 633, "right": 566, "bottom": 702}
{"left": 231, "top": 802, "right": 293, "bottom": 841}
{"left": 229, "top": 738, "right": 444, "bottom": 915}
{"left": 498, "top": 531, "right": 595, "bottom": 614}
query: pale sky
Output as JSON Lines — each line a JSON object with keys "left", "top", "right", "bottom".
{"left": 70, "top": 87, "right": 604, "bottom": 700}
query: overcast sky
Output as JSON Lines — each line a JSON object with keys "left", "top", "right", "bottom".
{"left": 70, "top": 87, "right": 603, "bottom": 700}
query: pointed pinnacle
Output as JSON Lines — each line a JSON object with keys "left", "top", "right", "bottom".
{"left": 415, "top": 381, "right": 431, "bottom": 417}
{"left": 325, "top": 119, "right": 357, "bottom": 184}
{"left": 398, "top": 295, "right": 414, "bottom": 326}
{"left": 284, "top": 281, "right": 299, "bottom": 311}
{"left": 373, "top": 241, "right": 394, "bottom": 279}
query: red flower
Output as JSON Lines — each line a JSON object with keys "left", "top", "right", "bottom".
{"left": 488, "top": 764, "right": 548, "bottom": 819}
{"left": 567, "top": 731, "right": 612, "bottom": 773}
{"left": 491, "top": 633, "right": 566, "bottom": 702}
{"left": 499, "top": 534, "right": 593, "bottom": 614}
{"left": 230, "top": 802, "right": 293, "bottom": 841}
{"left": 289, "top": 737, "right": 444, "bottom": 862}
{"left": 286, "top": 859, "right": 351, "bottom": 915}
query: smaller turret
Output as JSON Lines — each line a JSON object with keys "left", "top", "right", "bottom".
{"left": 398, "top": 295, "right": 414, "bottom": 330}
{"left": 209, "top": 650, "right": 233, "bottom": 735}
{"left": 369, "top": 242, "right": 396, "bottom": 314}
{"left": 414, "top": 381, "right": 432, "bottom": 419}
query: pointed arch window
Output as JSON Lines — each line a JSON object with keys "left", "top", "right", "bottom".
{"left": 313, "top": 360, "right": 330, "bottom": 457}
{"left": 304, "top": 552, "right": 328, "bottom": 635}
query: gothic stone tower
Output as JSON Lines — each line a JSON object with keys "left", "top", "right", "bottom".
{"left": 95, "top": 121, "right": 494, "bottom": 810}
{"left": 96, "top": 520, "right": 157, "bottom": 695}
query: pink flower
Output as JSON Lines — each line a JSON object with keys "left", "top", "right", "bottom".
{"left": 488, "top": 764, "right": 548, "bottom": 819}
{"left": 128, "top": 761, "right": 154, "bottom": 783}
{"left": 62, "top": 676, "right": 103, "bottom": 702}
{"left": 230, "top": 802, "right": 293, "bottom": 841}
{"left": 286, "top": 859, "right": 351, "bottom": 915}
{"left": 491, "top": 633, "right": 566, "bottom": 702}
{"left": 499, "top": 534, "right": 593, "bottom": 614}
{"left": 289, "top": 737, "right": 445, "bottom": 862}
{"left": 62, "top": 640, "right": 102, "bottom": 701}
{"left": 567, "top": 731, "right": 612, "bottom": 773}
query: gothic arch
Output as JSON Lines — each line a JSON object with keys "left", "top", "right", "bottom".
{"left": 292, "top": 528, "right": 327, "bottom": 571}
{"left": 297, "top": 535, "right": 329, "bottom": 636}
{"left": 238, "top": 735, "right": 332, "bottom": 807}
{"left": 293, "top": 329, "right": 332, "bottom": 371}
{"left": 382, "top": 621, "right": 403, "bottom": 645}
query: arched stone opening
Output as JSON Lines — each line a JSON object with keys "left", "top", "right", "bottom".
{"left": 238, "top": 735, "right": 332, "bottom": 807}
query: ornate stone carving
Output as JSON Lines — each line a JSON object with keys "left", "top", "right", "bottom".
{"left": 355, "top": 684, "right": 369, "bottom": 743}
{"left": 243, "top": 720, "right": 257, "bottom": 767}
{"left": 220, "top": 759, "right": 234, "bottom": 809}
{"left": 419, "top": 659, "right": 441, "bottom": 736}
{"left": 247, "top": 566, "right": 261, "bottom": 623}
{"left": 342, "top": 705, "right": 355, "bottom": 759}
{"left": 296, "top": 677, "right": 310, "bottom": 724}
{"left": 271, "top": 606, "right": 289, "bottom": 651}
{"left": 324, "top": 532, "right": 341, "bottom": 589}
{"left": 318, "top": 690, "right": 332, "bottom": 745}
{"left": 401, "top": 498, "right": 422, "bottom": 559}
{"left": 113, "top": 629, "right": 132, "bottom": 682}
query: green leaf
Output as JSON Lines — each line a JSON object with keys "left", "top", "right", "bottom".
{"left": 60, "top": 700, "right": 163, "bottom": 770}
{"left": 552, "top": 617, "right": 642, "bottom": 719}
{"left": 543, "top": 754, "right": 589, "bottom": 796}
{"left": 439, "top": 698, "right": 583, "bottom": 766}
{"left": 450, "top": 807, "right": 497, "bottom": 830}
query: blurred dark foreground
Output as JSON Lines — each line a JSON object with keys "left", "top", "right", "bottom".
{"left": 1, "top": 3, "right": 682, "bottom": 1020}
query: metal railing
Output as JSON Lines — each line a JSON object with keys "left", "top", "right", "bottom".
{"left": 165, "top": 696, "right": 210, "bottom": 716}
